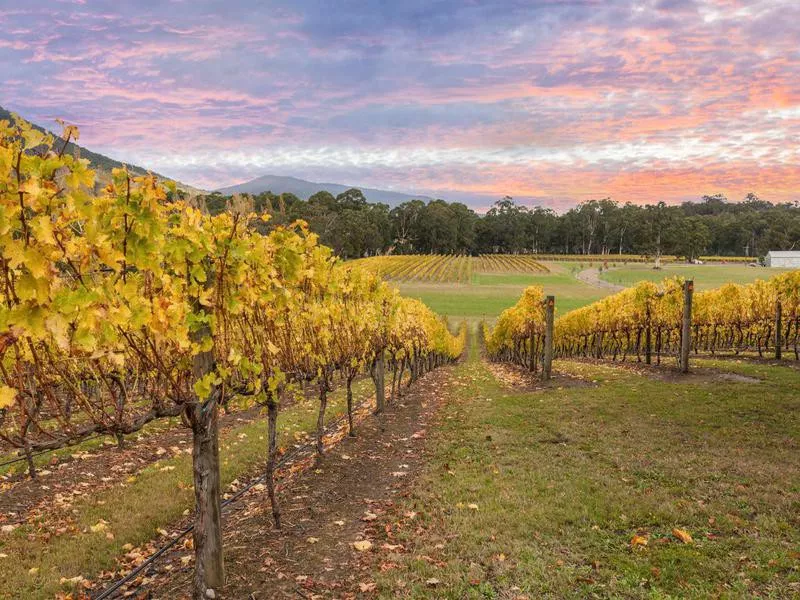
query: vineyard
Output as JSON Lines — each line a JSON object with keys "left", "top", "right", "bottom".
{"left": 484, "top": 271, "right": 800, "bottom": 370}
{"left": 0, "top": 116, "right": 465, "bottom": 599}
{"left": 349, "top": 253, "right": 547, "bottom": 283}
{"left": 1, "top": 112, "right": 799, "bottom": 600}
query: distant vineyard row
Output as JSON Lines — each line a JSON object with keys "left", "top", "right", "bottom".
{"left": 532, "top": 254, "right": 753, "bottom": 263}
{"left": 350, "top": 254, "right": 549, "bottom": 283}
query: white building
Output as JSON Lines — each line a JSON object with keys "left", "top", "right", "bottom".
{"left": 765, "top": 251, "right": 800, "bottom": 268}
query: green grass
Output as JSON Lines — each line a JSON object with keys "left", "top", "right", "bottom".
{"left": 399, "top": 262, "right": 606, "bottom": 323}
{"left": 0, "top": 378, "right": 376, "bottom": 599}
{"left": 600, "top": 264, "right": 796, "bottom": 290}
{"left": 376, "top": 337, "right": 800, "bottom": 598}
{"left": 398, "top": 262, "right": 798, "bottom": 324}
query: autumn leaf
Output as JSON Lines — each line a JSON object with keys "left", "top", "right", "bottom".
{"left": 672, "top": 528, "right": 693, "bottom": 544}
{"left": 353, "top": 540, "right": 373, "bottom": 551}
{"left": 0, "top": 385, "right": 17, "bottom": 409}
{"left": 90, "top": 520, "right": 108, "bottom": 534}
{"left": 630, "top": 534, "right": 648, "bottom": 548}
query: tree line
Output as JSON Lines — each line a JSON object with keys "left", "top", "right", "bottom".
{"left": 197, "top": 189, "right": 800, "bottom": 260}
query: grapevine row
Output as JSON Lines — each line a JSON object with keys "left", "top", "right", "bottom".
{"left": 0, "top": 114, "right": 465, "bottom": 599}
{"left": 484, "top": 272, "right": 800, "bottom": 377}
{"left": 554, "top": 273, "right": 800, "bottom": 362}
{"left": 351, "top": 253, "right": 547, "bottom": 283}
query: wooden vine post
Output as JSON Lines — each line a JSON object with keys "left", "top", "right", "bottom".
{"left": 187, "top": 323, "right": 225, "bottom": 600}
{"left": 645, "top": 303, "right": 652, "bottom": 365}
{"left": 680, "top": 280, "right": 694, "bottom": 374}
{"left": 372, "top": 350, "right": 386, "bottom": 414}
{"left": 775, "top": 300, "right": 782, "bottom": 360}
{"left": 542, "top": 295, "right": 555, "bottom": 381}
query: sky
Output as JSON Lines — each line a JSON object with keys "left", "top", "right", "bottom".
{"left": 1, "top": 0, "right": 799, "bottom": 211}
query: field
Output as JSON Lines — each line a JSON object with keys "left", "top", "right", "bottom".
{"left": 347, "top": 256, "right": 793, "bottom": 322}
{"left": 397, "top": 264, "right": 605, "bottom": 321}
{"left": 600, "top": 263, "right": 796, "bottom": 290}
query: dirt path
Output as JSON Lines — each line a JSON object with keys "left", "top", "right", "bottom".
{"left": 575, "top": 266, "right": 624, "bottom": 291}
{"left": 138, "top": 366, "right": 455, "bottom": 599}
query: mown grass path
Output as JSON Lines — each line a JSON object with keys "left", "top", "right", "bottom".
{"left": 374, "top": 336, "right": 800, "bottom": 598}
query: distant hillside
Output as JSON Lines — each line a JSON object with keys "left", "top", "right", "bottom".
{"left": 0, "top": 106, "right": 202, "bottom": 193}
{"left": 217, "top": 174, "right": 433, "bottom": 207}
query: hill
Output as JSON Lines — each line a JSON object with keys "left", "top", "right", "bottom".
{"left": 0, "top": 106, "right": 202, "bottom": 193}
{"left": 217, "top": 174, "right": 433, "bottom": 206}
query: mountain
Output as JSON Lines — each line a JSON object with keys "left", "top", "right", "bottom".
{"left": 0, "top": 105, "right": 202, "bottom": 193}
{"left": 217, "top": 175, "right": 434, "bottom": 206}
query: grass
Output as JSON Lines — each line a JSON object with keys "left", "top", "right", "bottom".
{"left": 376, "top": 336, "right": 800, "bottom": 598}
{"left": 0, "top": 377, "right": 376, "bottom": 599}
{"left": 399, "top": 262, "right": 797, "bottom": 324}
{"left": 399, "top": 262, "right": 606, "bottom": 323}
{"left": 600, "top": 264, "right": 796, "bottom": 290}
{"left": 0, "top": 416, "right": 183, "bottom": 478}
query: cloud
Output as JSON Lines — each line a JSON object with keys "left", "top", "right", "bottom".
{"left": 1, "top": 0, "right": 799, "bottom": 208}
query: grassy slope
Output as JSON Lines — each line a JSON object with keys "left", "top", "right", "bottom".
{"left": 377, "top": 340, "right": 800, "bottom": 598}
{"left": 600, "top": 264, "right": 795, "bottom": 290}
{"left": 0, "top": 378, "right": 375, "bottom": 599}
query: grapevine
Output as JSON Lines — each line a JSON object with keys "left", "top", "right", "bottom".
{"left": 0, "top": 114, "right": 464, "bottom": 599}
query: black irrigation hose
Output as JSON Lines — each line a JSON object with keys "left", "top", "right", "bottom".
{"left": 93, "top": 395, "right": 378, "bottom": 600}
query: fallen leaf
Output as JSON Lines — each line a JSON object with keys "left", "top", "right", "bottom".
{"left": 90, "top": 521, "right": 108, "bottom": 534}
{"left": 306, "top": 537, "right": 319, "bottom": 544}
{"left": 353, "top": 540, "right": 373, "bottom": 551}
{"left": 630, "top": 534, "right": 648, "bottom": 548}
{"left": 382, "top": 543, "right": 403, "bottom": 551}
{"left": 359, "top": 582, "right": 377, "bottom": 592}
{"left": 672, "top": 528, "right": 693, "bottom": 544}
{"left": 426, "top": 578, "right": 441, "bottom": 586}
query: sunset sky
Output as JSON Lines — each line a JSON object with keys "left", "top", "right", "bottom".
{"left": 2, "top": 0, "right": 799, "bottom": 211}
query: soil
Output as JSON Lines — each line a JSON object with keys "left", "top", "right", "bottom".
{"left": 0, "top": 374, "right": 372, "bottom": 527}
{"left": 124, "top": 366, "right": 456, "bottom": 599}
{"left": 0, "top": 405, "right": 263, "bottom": 527}
{"left": 485, "top": 360, "right": 596, "bottom": 392}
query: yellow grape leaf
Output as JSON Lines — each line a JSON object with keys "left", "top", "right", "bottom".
{"left": 352, "top": 540, "right": 372, "bottom": 551}
{"left": 630, "top": 534, "right": 648, "bottom": 548}
{"left": 0, "top": 386, "right": 17, "bottom": 409}
{"left": 672, "top": 528, "right": 693, "bottom": 544}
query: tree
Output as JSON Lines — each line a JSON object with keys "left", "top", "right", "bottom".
{"left": 669, "top": 216, "right": 711, "bottom": 261}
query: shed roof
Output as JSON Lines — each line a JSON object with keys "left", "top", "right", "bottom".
{"left": 766, "top": 250, "right": 800, "bottom": 257}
